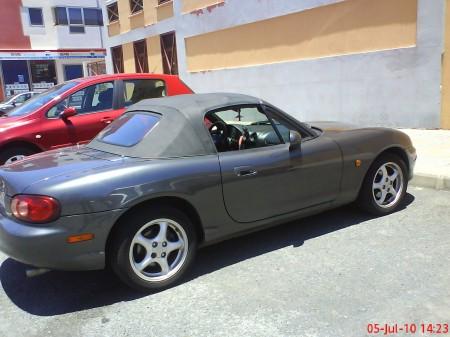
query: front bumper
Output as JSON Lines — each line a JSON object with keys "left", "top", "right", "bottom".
{"left": 407, "top": 146, "right": 417, "bottom": 181}
{"left": 0, "top": 209, "right": 123, "bottom": 271}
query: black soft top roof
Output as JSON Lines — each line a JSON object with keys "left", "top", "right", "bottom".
{"left": 88, "top": 93, "right": 263, "bottom": 158}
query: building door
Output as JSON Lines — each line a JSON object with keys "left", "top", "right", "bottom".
{"left": 1, "top": 60, "right": 30, "bottom": 97}
{"left": 64, "top": 64, "right": 83, "bottom": 81}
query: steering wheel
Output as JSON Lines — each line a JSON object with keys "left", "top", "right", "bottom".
{"left": 209, "top": 121, "right": 229, "bottom": 151}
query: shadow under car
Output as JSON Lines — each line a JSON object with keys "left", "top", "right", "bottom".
{"left": 0, "top": 194, "right": 414, "bottom": 316}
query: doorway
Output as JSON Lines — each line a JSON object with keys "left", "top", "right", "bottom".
{"left": 64, "top": 64, "right": 84, "bottom": 81}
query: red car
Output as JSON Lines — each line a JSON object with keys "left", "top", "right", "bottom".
{"left": 0, "top": 74, "right": 193, "bottom": 164}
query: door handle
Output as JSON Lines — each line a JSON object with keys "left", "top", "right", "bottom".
{"left": 234, "top": 166, "right": 258, "bottom": 177}
{"left": 101, "top": 117, "right": 113, "bottom": 124}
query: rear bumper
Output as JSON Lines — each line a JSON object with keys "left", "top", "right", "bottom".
{"left": 0, "top": 209, "right": 123, "bottom": 271}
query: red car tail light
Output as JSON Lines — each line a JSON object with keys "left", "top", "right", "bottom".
{"left": 11, "top": 195, "right": 60, "bottom": 223}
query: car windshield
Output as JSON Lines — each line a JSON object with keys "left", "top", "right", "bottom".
{"left": 5, "top": 82, "right": 78, "bottom": 117}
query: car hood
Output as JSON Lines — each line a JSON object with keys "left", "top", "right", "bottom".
{"left": 308, "top": 121, "right": 362, "bottom": 133}
{"left": 0, "top": 146, "right": 129, "bottom": 196}
{"left": 0, "top": 103, "right": 13, "bottom": 109}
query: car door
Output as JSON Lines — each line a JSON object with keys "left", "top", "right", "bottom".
{"left": 211, "top": 104, "right": 342, "bottom": 223}
{"left": 45, "top": 81, "right": 122, "bottom": 146}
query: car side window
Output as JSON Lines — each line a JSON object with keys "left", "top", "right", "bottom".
{"left": 205, "top": 105, "right": 282, "bottom": 153}
{"left": 270, "top": 117, "right": 292, "bottom": 143}
{"left": 264, "top": 106, "right": 310, "bottom": 140}
{"left": 47, "top": 82, "right": 114, "bottom": 118}
{"left": 123, "top": 79, "right": 166, "bottom": 107}
{"left": 15, "top": 94, "right": 29, "bottom": 104}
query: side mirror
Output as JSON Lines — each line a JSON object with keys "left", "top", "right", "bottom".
{"left": 11, "top": 102, "right": 16, "bottom": 107}
{"left": 60, "top": 106, "right": 77, "bottom": 119}
{"left": 289, "top": 130, "right": 302, "bottom": 151}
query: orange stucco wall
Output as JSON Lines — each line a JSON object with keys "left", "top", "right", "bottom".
{"left": 108, "top": 0, "right": 174, "bottom": 37}
{"left": 185, "top": 0, "right": 418, "bottom": 72}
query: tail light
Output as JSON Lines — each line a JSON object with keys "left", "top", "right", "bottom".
{"left": 11, "top": 195, "right": 60, "bottom": 223}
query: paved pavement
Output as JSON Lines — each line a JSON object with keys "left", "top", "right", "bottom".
{"left": 0, "top": 187, "right": 449, "bottom": 337}
{"left": 401, "top": 129, "right": 450, "bottom": 190}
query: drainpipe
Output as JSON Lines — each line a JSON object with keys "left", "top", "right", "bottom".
{"left": 96, "top": 0, "right": 105, "bottom": 49}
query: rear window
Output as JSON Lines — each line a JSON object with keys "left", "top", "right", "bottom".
{"left": 98, "top": 113, "right": 160, "bottom": 147}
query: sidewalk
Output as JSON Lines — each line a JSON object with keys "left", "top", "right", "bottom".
{"left": 400, "top": 129, "right": 450, "bottom": 190}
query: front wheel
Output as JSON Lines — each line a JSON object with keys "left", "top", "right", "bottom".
{"left": 358, "top": 153, "right": 408, "bottom": 215}
{"left": 108, "top": 206, "right": 197, "bottom": 292}
{"left": 0, "top": 147, "right": 37, "bottom": 165}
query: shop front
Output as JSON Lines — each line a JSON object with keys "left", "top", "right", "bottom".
{"left": 0, "top": 49, "right": 106, "bottom": 97}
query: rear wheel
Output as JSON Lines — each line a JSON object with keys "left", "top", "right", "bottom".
{"left": 358, "top": 153, "right": 408, "bottom": 215}
{"left": 0, "top": 147, "right": 37, "bottom": 165}
{"left": 108, "top": 206, "right": 197, "bottom": 292}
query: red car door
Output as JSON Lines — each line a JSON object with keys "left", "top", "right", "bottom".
{"left": 44, "top": 81, "right": 125, "bottom": 146}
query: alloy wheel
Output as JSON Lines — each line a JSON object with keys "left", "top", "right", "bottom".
{"left": 129, "top": 218, "right": 188, "bottom": 282}
{"left": 5, "top": 155, "right": 26, "bottom": 165}
{"left": 372, "top": 162, "right": 404, "bottom": 208}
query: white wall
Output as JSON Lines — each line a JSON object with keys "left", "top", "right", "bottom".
{"left": 103, "top": 0, "right": 445, "bottom": 128}
{"left": 21, "top": 0, "right": 104, "bottom": 50}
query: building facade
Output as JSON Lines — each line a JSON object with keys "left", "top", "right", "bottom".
{"left": 0, "top": 0, "right": 106, "bottom": 100}
{"left": 103, "top": 0, "right": 450, "bottom": 129}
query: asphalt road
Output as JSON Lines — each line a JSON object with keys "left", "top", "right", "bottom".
{"left": 0, "top": 187, "right": 449, "bottom": 337}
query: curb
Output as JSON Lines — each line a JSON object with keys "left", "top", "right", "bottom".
{"left": 410, "top": 173, "right": 450, "bottom": 191}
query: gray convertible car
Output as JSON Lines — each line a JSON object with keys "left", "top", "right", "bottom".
{"left": 0, "top": 93, "right": 416, "bottom": 291}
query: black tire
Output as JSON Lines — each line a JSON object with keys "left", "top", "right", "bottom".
{"left": 108, "top": 205, "right": 198, "bottom": 292}
{"left": 357, "top": 153, "right": 408, "bottom": 215}
{"left": 0, "top": 147, "right": 37, "bottom": 165}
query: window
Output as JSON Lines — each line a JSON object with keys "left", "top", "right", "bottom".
{"left": 86, "top": 61, "right": 106, "bottom": 76}
{"left": 7, "top": 82, "right": 78, "bottom": 117}
{"left": 54, "top": 7, "right": 103, "bottom": 28}
{"left": 28, "top": 8, "right": 43, "bottom": 26}
{"left": 133, "top": 40, "right": 149, "bottom": 73}
{"left": 264, "top": 106, "right": 310, "bottom": 139}
{"left": 69, "top": 26, "right": 85, "bottom": 33}
{"left": 111, "top": 46, "right": 124, "bottom": 73}
{"left": 270, "top": 117, "right": 291, "bottom": 143}
{"left": 107, "top": 2, "right": 119, "bottom": 23}
{"left": 160, "top": 32, "right": 178, "bottom": 75}
{"left": 83, "top": 8, "right": 103, "bottom": 26}
{"left": 13, "top": 93, "right": 31, "bottom": 104}
{"left": 129, "top": 0, "right": 143, "bottom": 14}
{"left": 158, "top": 0, "right": 172, "bottom": 4}
{"left": 54, "top": 7, "right": 68, "bottom": 25}
{"left": 30, "top": 60, "right": 57, "bottom": 85}
{"left": 67, "top": 7, "right": 84, "bottom": 33}
{"left": 47, "top": 82, "right": 114, "bottom": 118}
{"left": 123, "top": 79, "right": 166, "bottom": 106}
{"left": 68, "top": 8, "right": 83, "bottom": 24}
{"left": 206, "top": 105, "right": 282, "bottom": 152}
{"left": 98, "top": 113, "right": 160, "bottom": 147}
